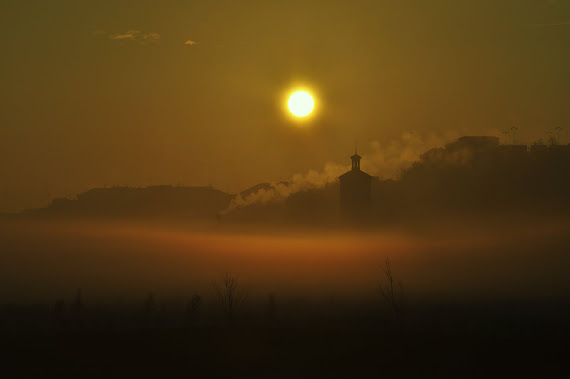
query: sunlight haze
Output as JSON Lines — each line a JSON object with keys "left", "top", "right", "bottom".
{"left": 1, "top": 0, "right": 569, "bottom": 211}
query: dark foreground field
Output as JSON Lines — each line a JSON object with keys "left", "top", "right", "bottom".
{"left": 2, "top": 305, "right": 569, "bottom": 378}
{"left": 1, "top": 217, "right": 569, "bottom": 377}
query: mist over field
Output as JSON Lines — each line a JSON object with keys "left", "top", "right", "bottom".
{"left": 2, "top": 218, "right": 568, "bottom": 305}
{"left": 3, "top": 0, "right": 570, "bottom": 374}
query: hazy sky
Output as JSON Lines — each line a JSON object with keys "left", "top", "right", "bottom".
{"left": 1, "top": 0, "right": 569, "bottom": 211}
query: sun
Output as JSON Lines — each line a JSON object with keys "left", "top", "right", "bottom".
{"left": 288, "top": 90, "right": 314, "bottom": 118}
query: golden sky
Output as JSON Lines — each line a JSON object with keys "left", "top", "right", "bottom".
{"left": 1, "top": 0, "right": 569, "bottom": 211}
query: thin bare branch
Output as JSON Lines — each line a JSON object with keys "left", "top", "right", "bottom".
{"left": 378, "top": 257, "right": 403, "bottom": 322}
{"left": 212, "top": 273, "right": 249, "bottom": 324}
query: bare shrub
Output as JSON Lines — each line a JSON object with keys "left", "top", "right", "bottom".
{"left": 378, "top": 257, "right": 404, "bottom": 322}
{"left": 213, "top": 273, "right": 249, "bottom": 325}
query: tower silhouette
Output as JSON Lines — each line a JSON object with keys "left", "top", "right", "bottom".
{"left": 351, "top": 145, "right": 361, "bottom": 170}
{"left": 339, "top": 146, "right": 372, "bottom": 222}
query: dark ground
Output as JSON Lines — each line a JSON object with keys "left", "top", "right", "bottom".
{"left": 2, "top": 302, "right": 569, "bottom": 378}
{"left": 1, "top": 216, "right": 569, "bottom": 377}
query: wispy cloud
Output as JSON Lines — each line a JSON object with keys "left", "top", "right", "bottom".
{"left": 104, "top": 29, "right": 160, "bottom": 44}
{"left": 109, "top": 30, "right": 139, "bottom": 40}
{"left": 143, "top": 32, "right": 160, "bottom": 41}
{"left": 95, "top": 29, "right": 197, "bottom": 47}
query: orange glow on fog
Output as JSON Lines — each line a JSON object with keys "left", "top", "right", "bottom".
{"left": 1, "top": 219, "right": 568, "bottom": 302}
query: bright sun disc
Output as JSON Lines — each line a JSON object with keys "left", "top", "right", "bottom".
{"left": 288, "top": 90, "right": 314, "bottom": 118}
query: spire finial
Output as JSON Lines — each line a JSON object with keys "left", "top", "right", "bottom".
{"left": 351, "top": 143, "right": 361, "bottom": 170}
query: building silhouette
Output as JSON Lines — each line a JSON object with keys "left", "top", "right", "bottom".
{"left": 339, "top": 148, "right": 372, "bottom": 222}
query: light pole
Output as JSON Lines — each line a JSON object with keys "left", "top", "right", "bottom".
{"left": 510, "top": 126, "right": 518, "bottom": 145}
{"left": 502, "top": 130, "right": 509, "bottom": 145}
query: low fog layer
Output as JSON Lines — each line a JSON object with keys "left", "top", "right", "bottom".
{"left": 1, "top": 218, "right": 568, "bottom": 304}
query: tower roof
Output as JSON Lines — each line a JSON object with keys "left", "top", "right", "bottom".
{"left": 339, "top": 169, "right": 371, "bottom": 179}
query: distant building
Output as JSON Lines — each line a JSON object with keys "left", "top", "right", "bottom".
{"left": 497, "top": 144, "right": 527, "bottom": 154}
{"left": 445, "top": 136, "right": 500, "bottom": 152}
{"left": 339, "top": 149, "right": 372, "bottom": 222}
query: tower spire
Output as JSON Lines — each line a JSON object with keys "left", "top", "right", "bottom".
{"left": 350, "top": 144, "right": 361, "bottom": 170}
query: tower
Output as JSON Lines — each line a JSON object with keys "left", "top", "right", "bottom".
{"left": 351, "top": 152, "right": 361, "bottom": 170}
{"left": 339, "top": 147, "right": 372, "bottom": 222}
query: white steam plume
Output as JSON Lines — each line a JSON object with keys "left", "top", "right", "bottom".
{"left": 362, "top": 131, "right": 459, "bottom": 179}
{"left": 221, "top": 163, "right": 345, "bottom": 215}
{"left": 222, "top": 132, "right": 457, "bottom": 215}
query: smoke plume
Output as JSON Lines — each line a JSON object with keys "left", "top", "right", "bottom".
{"left": 221, "top": 163, "right": 345, "bottom": 215}
{"left": 222, "top": 132, "right": 457, "bottom": 215}
{"left": 362, "top": 131, "right": 459, "bottom": 179}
